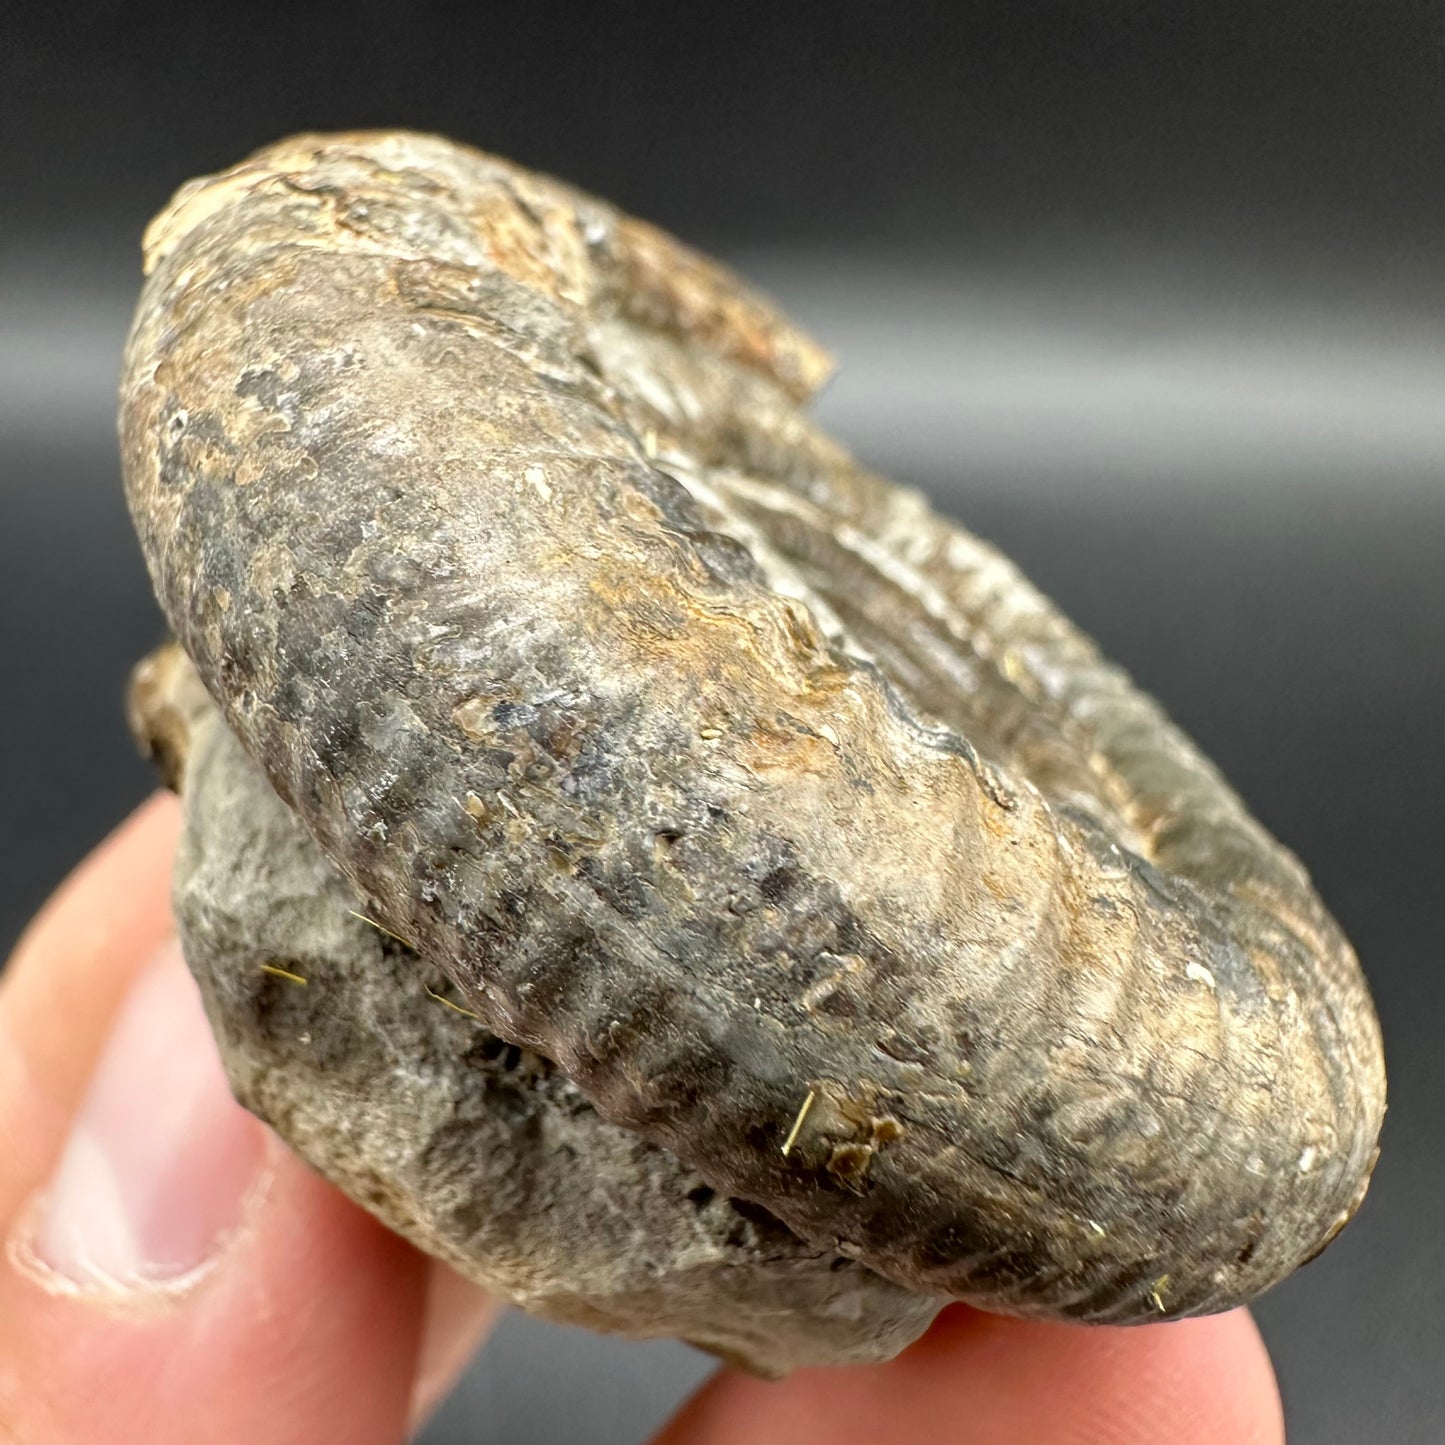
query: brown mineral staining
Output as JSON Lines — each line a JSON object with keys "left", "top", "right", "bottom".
{"left": 827, "top": 1143, "right": 876, "bottom": 1192}
{"left": 121, "top": 131, "right": 1385, "bottom": 1330}
{"left": 125, "top": 641, "right": 207, "bottom": 793}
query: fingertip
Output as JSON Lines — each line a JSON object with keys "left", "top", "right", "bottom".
{"left": 407, "top": 1264, "right": 501, "bottom": 1431}
{"left": 0, "top": 793, "right": 187, "bottom": 1236}
{"left": 2, "top": 791, "right": 181, "bottom": 1053}
{"left": 656, "top": 1304, "right": 1283, "bottom": 1445}
{"left": 1, "top": 1123, "right": 432, "bottom": 1445}
{"left": 0, "top": 801, "right": 440, "bottom": 1444}
{"left": 5, "top": 790, "right": 180, "bottom": 971}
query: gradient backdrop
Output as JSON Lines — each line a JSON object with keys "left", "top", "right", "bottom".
{"left": 3, "top": 5, "right": 1442, "bottom": 1441}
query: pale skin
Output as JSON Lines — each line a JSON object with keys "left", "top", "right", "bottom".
{"left": 0, "top": 795, "right": 1286, "bottom": 1443}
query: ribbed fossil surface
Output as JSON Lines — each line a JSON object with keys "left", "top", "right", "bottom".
{"left": 121, "top": 132, "right": 1385, "bottom": 1335}
{"left": 140, "top": 648, "right": 940, "bottom": 1374}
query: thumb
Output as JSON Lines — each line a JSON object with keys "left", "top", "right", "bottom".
{"left": 0, "top": 797, "right": 479, "bottom": 1443}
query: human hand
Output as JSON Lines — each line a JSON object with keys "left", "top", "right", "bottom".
{"left": 0, "top": 796, "right": 1284, "bottom": 1442}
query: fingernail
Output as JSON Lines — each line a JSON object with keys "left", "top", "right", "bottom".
{"left": 27, "top": 940, "right": 267, "bottom": 1293}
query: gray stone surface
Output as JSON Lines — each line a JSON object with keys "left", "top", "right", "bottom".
{"left": 167, "top": 671, "right": 941, "bottom": 1375}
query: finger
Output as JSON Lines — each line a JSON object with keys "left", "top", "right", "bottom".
{"left": 0, "top": 797, "right": 497, "bottom": 1443}
{"left": 654, "top": 1301, "right": 1284, "bottom": 1445}
{"left": 1, "top": 793, "right": 182, "bottom": 1124}
{"left": 409, "top": 1263, "right": 500, "bottom": 1432}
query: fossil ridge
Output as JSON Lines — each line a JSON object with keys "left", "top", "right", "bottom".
{"left": 122, "top": 131, "right": 1385, "bottom": 1330}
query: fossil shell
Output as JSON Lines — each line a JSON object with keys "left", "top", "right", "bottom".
{"left": 121, "top": 131, "right": 1385, "bottom": 1324}
{"left": 139, "top": 644, "right": 939, "bottom": 1374}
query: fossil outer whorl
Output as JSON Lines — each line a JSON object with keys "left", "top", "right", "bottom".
{"left": 120, "top": 131, "right": 1385, "bottom": 1323}
{"left": 143, "top": 645, "right": 939, "bottom": 1374}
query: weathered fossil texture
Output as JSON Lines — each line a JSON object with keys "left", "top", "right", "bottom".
{"left": 121, "top": 131, "right": 1385, "bottom": 1327}
{"left": 138, "top": 645, "right": 939, "bottom": 1373}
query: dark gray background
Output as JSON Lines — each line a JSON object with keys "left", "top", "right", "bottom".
{"left": 2, "top": 4, "right": 1441, "bottom": 1441}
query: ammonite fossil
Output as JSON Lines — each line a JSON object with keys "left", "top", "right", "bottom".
{"left": 120, "top": 132, "right": 1385, "bottom": 1360}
